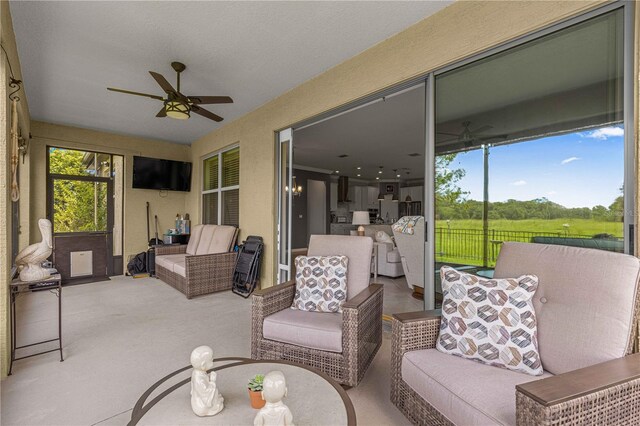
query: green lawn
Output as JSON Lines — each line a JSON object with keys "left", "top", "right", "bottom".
{"left": 434, "top": 218, "right": 623, "bottom": 267}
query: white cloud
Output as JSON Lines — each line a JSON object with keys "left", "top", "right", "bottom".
{"left": 585, "top": 126, "right": 624, "bottom": 140}
{"left": 561, "top": 157, "right": 580, "bottom": 165}
{"left": 547, "top": 191, "right": 558, "bottom": 195}
{"left": 511, "top": 180, "right": 527, "bottom": 186}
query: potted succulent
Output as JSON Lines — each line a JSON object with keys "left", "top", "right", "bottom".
{"left": 248, "top": 374, "right": 266, "bottom": 409}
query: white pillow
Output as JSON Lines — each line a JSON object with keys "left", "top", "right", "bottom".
{"left": 375, "top": 231, "right": 394, "bottom": 245}
{"left": 291, "top": 256, "right": 348, "bottom": 313}
{"left": 436, "top": 266, "right": 543, "bottom": 376}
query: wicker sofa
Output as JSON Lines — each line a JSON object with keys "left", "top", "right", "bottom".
{"left": 391, "top": 242, "right": 640, "bottom": 425}
{"left": 155, "top": 224, "right": 238, "bottom": 299}
{"left": 252, "top": 235, "right": 383, "bottom": 387}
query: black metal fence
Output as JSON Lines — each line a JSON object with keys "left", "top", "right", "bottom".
{"left": 435, "top": 228, "right": 622, "bottom": 267}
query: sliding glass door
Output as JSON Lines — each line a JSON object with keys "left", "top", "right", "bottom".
{"left": 276, "top": 128, "right": 293, "bottom": 283}
{"left": 431, "top": 6, "right": 629, "bottom": 305}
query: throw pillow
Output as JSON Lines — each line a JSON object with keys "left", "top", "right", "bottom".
{"left": 375, "top": 231, "right": 394, "bottom": 246}
{"left": 436, "top": 266, "right": 543, "bottom": 375}
{"left": 292, "top": 256, "right": 348, "bottom": 313}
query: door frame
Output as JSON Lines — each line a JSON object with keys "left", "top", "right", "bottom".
{"left": 275, "top": 129, "right": 293, "bottom": 283}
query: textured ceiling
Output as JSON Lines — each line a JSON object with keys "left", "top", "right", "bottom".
{"left": 11, "top": 1, "right": 452, "bottom": 144}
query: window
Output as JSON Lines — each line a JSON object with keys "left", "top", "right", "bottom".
{"left": 202, "top": 146, "right": 240, "bottom": 226}
{"left": 433, "top": 9, "right": 626, "bottom": 276}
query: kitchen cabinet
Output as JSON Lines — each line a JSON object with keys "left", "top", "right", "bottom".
{"left": 400, "top": 186, "right": 423, "bottom": 203}
{"left": 330, "top": 182, "right": 338, "bottom": 211}
{"left": 348, "top": 186, "right": 370, "bottom": 211}
{"left": 368, "top": 186, "right": 378, "bottom": 209}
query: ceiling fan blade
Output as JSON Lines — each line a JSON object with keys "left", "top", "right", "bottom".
{"left": 107, "top": 87, "right": 164, "bottom": 101}
{"left": 471, "top": 125, "right": 493, "bottom": 134}
{"left": 188, "top": 96, "right": 233, "bottom": 105}
{"left": 192, "top": 105, "right": 223, "bottom": 122}
{"left": 149, "top": 71, "right": 177, "bottom": 95}
{"left": 156, "top": 107, "right": 167, "bottom": 118}
{"left": 478, "top": 134, "right": 509, "bottom": 141}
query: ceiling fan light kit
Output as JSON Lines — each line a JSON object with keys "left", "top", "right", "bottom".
{"left": 165, "top": 100, "right": 190, "bottom": 120}
{"left": 107, "top": 61, "right": 232, "bottom": 123}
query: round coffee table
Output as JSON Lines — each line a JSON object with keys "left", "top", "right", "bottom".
{"left": 129, "top": 357, "right": 356, "bottom": 425}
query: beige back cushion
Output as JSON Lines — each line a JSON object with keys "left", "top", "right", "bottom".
{"left": 307, "top": 235, "right": 373, "bottom": 300}
{"left": 494, "top": 242, "right": 640, "bottom": 375}
{"left": 194, "top": 225, "right": 236, "bottom": 255}
{"left": 186, "top": 225, "right": 204, "bottom": 255}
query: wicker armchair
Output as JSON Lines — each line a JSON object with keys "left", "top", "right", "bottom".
{"left": 252, "top": 235, "right": 383, "bottom": 387}
{"left": 391, "top": 242, "right": 640, "bottom": 425}
{"left": 155, "top": 225, "right": 238, "bottom": 299}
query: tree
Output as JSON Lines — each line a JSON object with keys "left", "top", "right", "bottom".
{"left": 49, "top": 148, "right": 107, "bottom": 233}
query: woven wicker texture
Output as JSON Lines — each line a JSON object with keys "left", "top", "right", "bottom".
{"left": 252, "top": 282, "right": 383, "bottom": 387}
{"left": 155, "top": 245, "right": 187, "bottom": 256}
{"left": 156, "top": 251, "right": 237, "bottom": 299}
{"left": 516, "top": 378, "right": 640, "bottom": 426}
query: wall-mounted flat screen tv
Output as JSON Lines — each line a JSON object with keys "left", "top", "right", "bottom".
{"left": 132, "top": 156, "right": 192, "bottom": 192}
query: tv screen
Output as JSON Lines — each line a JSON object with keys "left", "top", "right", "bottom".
{"left": 132, "top": 156, "right": 192, "bottom": 192}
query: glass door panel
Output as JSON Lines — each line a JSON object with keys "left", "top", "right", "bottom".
{"left": 277, "top": 129, "right": 293, "bottom": 283}
{"left": 433, "top": 8, "right": 626, "bottom": 304}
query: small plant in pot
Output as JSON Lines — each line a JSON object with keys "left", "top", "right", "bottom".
{"left": 248, "top": 374, "right": 266, "bottom": 409}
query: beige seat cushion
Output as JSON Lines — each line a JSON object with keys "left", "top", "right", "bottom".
{"left": 402, "top": 349, "right": 553, "bottom": 426}
{"left": 307, "top": 235, "right": 372, "bottom": 300}
{"left": 494, "top": 242, "right": 640, "bottom": 375}
{"left": 155, "top": 254, "right": 187, "bottom": 273}
{"left": 263, "top": 309, "right": 342, "bottom": 353}
{"left": 173, "top": 260, "right": 186, "bottom": 277}
{"left": 186, "top": 225, "right": 204, "bottom": 255}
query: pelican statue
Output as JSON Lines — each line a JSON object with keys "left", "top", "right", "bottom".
{"left": 15, "top": 218, "right": 53, "bottom": 282}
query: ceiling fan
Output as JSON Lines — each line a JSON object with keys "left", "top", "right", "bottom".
{"left": 437, "top": 121, "right": 507, "bottom": 147}
{"left": 107, "top": 61, "right": 233, "bottom": 122}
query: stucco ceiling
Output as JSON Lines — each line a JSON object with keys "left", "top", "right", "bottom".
{"left": 10, "top": 0, "right": 453, "bottom": 144}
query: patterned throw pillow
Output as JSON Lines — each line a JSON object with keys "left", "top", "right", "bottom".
{"left": 292, "top": 256, "right": 348, "bottom": 313}
{"left": 436, "top": 266, "right": 543, "bottom": 376}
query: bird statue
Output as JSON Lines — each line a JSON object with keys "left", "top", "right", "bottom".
{"left": 15, "top": 218, "right": 53, "bottom": 282}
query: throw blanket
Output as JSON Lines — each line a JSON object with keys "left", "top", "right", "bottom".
{"left": 392, "top": 216, "right": 422, "bottom": 235}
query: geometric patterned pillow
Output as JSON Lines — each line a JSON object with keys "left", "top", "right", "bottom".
{"left": 291, "top": 256, "right": 348, "bottom": 313}
{"left": 436, "top": 266, "right": 543, "bottom": 376}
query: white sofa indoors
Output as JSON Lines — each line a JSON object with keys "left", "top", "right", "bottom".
{"left": 155, "top": 224, "right": 238, "bottom": 299}
{"left": 363, "top": 225, "right": 404, "bottom": 278}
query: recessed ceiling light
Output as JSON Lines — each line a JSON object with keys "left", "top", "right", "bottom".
{"left": 357, "top": 166, "right": 361, "bottom": 170}
{"left": 357, "top": 174, "right": 361, "bottom": 177}
{"left": 396, "top": 174, "right": 401, "bottom": 178}
{"left": 378, "top": 170, "right": 383, "bottom": 174}
{"left": 376, "top": 177, "right": 380, "bottom": 180}
{"left": 335, "top": 170, "right": 340, "bottom": 173}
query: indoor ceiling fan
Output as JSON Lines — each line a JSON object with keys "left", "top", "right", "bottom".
{"left": 437, "top": 121, "right": 507, "bottom": 147}
{"left": 107, "top": 61, "right": 233, "bottom": 122}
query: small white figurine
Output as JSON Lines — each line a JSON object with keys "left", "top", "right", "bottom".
{"left": 190, "top": 345, "right": 224, "bottom": 416}
{"left": 254, "top": 371, "right": 295, "bottom": 426}
{"left": 15, "top": 218, "right": 53, "bottom": 282}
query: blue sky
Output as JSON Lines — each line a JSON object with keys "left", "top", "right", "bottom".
{"left": 451, "top": 125, "right": 624, "bottom": 208}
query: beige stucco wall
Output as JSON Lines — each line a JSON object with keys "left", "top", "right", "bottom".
{"left": 188, "top": 0, "right": 617, "bottom": 288}
{"left": 1, "top": 0, "right": 31, "bottom": 379}
{"left": 29, "top": 121, "right": 190, "bottom": 265}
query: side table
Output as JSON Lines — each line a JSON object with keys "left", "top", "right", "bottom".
{"left": 9, "top": 273, "right": 64, "bottom": 375}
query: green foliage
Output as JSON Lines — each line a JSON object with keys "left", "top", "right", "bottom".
{"left": 435, "top": 154, "right": 467, "bottom": 205}
{"left": 49, "top": 149, "right": 107, "bottom": 233}
{"left": 248, "top": 374, "right": 264, "bottom": 391}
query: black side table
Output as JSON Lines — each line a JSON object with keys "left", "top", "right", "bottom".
{"left": 9, "top": 273, "right": 64, "bottom": 375}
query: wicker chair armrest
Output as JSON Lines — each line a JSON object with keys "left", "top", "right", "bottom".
{"left": 185, "top": 251, "right": 237, "bottom": 269}
{"left": 390, "top": 310, "right": 442, "bottom": 403}
{"left": 343, "top": 283, "right": 383, "bottom": 310}
{"left": 515, "top": 353, "right": 640, "bottom": 425}
{"left": 155, "top": 244, "right": 187, "bottom": 256}
{"left": 251, "top": 281, "right": 297, "bottom": 359}
{"left": 342, "top": 284, "right": 384, "bottom": 386}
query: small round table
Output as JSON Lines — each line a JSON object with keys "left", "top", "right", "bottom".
{"left": 129, "top": 358, "right": 356, "bottom": 425}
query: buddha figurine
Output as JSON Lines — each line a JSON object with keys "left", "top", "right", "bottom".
{"left": 190, "top": 346, "right": 224, "bottom": 416}
{"left": 254, "top": 371, "right": 295, "bottom": 426}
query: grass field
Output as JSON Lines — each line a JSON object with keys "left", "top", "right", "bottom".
{"left": 435, "top": 218, "right": 623, "bottom": 237}
{"left": 434, "top": 218, "right": 623, "bottom": 267}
